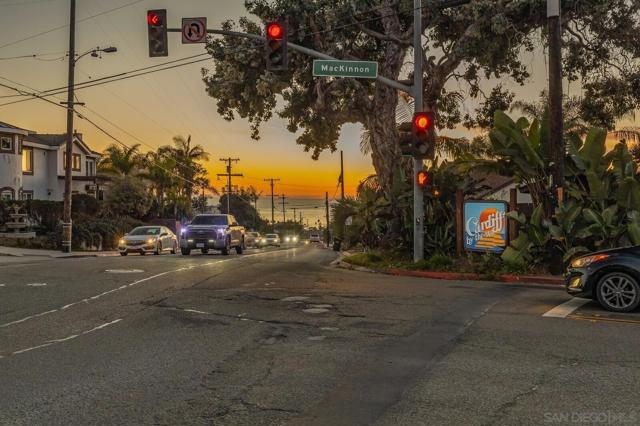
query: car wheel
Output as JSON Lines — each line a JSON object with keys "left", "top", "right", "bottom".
{"left": 154, "top": 242, "right": 162, "bottom": 255}
{"left": 170, "top": 242, "right": 177, "bottom": 255}
{"left": 140, "top": 251, "right": 146, "bottom": 256}
{"left": 201, "top": 249, "right": 209, "bottom": 255}
{"left": 596, "top": 272, "right": 640, "bottom": 313}
{"left": 181, "top": 248, "right": 191, "bottom": 256}
{"left": 222, "top": 237, "right": 231, "bottom": 256}
{"left": 236, "top": 238, "right": 244, "bottom": 255}
{"left": 120, "top": 252, "right": 128, "bottom": 257}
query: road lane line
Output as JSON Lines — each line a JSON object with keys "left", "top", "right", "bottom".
{"left": 542, "top": 298, "right": 590, "bottom": 318}
{"left": 10, "top": 319, "right": 123, "bottom": 357}
{"left": 0, "top": 249, "right": 296, "bottom": 329}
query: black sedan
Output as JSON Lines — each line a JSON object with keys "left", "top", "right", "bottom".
{"left": 566, "top": 246, "right": 640, "bottom": 312}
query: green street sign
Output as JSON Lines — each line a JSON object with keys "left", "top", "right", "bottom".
{"left": 313, "top": 60, "right": 378, "bottom": 79}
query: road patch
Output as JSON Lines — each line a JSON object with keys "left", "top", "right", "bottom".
{"left": 303, "top": 308, "right": 330, "bottom": 314}
{"left": 542, "top": 297, "right": 591, "bottom": 318}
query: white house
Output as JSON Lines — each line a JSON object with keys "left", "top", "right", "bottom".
{"left": 0, "top": 121, "right": 107, "bottom": 201}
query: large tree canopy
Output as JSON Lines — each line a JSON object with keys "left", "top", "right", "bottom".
{"left": 203, "top": 0, "right": 640, "bottom": 200}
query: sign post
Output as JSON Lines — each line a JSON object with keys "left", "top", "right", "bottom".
{"left": 312, "top": 60, "right": 378, "bottom": 79}
{"left": 181, "top": 17, "right": 207, "bottom": 44}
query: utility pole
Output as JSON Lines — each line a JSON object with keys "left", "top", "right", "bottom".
{"left": 340, "top": 150, "right": 345, "bottom": 200}
{"left": 201, "top": 186, "right": 206, "bottom": 214}
{"left": 217, "top": 158, "right": 242, "bottom": 215}
{"left": 325, "top": 192, "right": 330, "bottom": 245}
{"left": 412, "top": 0, "right": 425, "bottom": 262}
{"left": 264, "top": 178, "right": 280, "bottom": 225}
{"left": 61, "top": 0, "right": 76, "bottom": 253}
{"left": 280, "top": 194, "right": 287, "bottom": 222}
{"left": 292, "top": 207, "right": 298, "bottom": 225}
{"left": 548, "top": 0, "right": 564, "bottom": 199}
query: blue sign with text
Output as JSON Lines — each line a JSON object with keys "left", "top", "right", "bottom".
{"left": 464, "top": 201, "right": 508, "bottom": 253}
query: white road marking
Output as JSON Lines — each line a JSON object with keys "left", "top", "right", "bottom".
{"left": 542, "top": 297, "right": 591, "bottom": 318}
{"left": 0, "top": 284, "right": 6, "bottom": 287}
{"left": 0, "top": 250, "right": 294, "bottom": 329}
{"left": 11, "top": 319, "right": 122, "bottom": 356}
{"left": 183, "top": 309, "right": 209, "bottom": 315}
{"left": 105, "top": 269, "right": 144, "bottom": 274}
{"left": 26, "top": 283, "right": 47, "bottom": 287}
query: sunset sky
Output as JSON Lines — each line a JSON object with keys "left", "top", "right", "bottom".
{"left": 0, "top": 0, "right": 636, "bottom": 207}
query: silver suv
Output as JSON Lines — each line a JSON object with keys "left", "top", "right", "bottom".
{"left": 180, "top": 214, "right": 245, "bottom": 255}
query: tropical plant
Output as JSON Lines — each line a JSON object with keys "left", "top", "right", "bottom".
{"left": 98, "top": 144, "right": 143, "bottom": 177}
{"left": 159, "top": 135, "right": 210, "bottom": 200}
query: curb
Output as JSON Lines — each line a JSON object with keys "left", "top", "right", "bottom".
{"left": 334, "top": 260, "right": 563, "bottom": 287}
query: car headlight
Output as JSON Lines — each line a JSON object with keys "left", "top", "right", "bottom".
{"left": 119, "top": 239, "right": 126, "bottom": 245}
{"left": 285, "top": 237, "right": 291, "bottom": 242}
{"left": 261, "top": 238, "right": 266, "bottom": 242}
{"left": 147, "top": 238, "right": 156, "bottom": 245}
{"left": 570, "top": 254, "right": 609, "bottom": 268}
{"left": 293, "top": 237, "right": 298, "bottom": 242}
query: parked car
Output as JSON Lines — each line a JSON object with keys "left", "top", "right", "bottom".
{"left": 180, "top": 214, "right": 245, "bottom": 256}
{"left": 309, "top": 233, "right": 321, "bottom": 243}
{"left": 260, "top": 233, "right": 281, "bottom": 247}
{"left": 566, "top": 246, "right": 640, "bottom": 312}
{"left": 118, "top": 226, "right": 177, "bottom": 256}
{"left": 245, "top": 232, "right": 262, "bottom": 248}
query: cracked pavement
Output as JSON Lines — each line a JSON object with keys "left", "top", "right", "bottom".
{"left": 1, "top": 246, "right": 639, "bottom": 425}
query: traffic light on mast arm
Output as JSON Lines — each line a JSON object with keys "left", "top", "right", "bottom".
{"left": 265, "top": 21, "right": 288, "bottom": 71}
{"left": 147, "top": 9, "right": 168, "bottom": 57}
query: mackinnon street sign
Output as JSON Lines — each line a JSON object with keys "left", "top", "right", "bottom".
{"left": 313, "top": 60, "right": 378, "bottom": 79}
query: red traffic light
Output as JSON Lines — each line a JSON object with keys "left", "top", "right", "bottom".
{"left": 417, "top": 171, "right": 430, "bottom": 188}
{"left": 267, "top": 23, "right": 284, "bottom": 39}
{"left": 147, "top": 12, "right": 161, "bottom": 26}
{"left": 414, "top": 113, "right": 431, "bottom": 131}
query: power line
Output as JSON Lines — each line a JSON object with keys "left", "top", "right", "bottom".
{"left": 217, "top": 158, "right": 243, "bottom": 215}
{"left": 0, "top": 0, "right": 148, "bottom": 51}
{"left": 0, "top": 55, "right": 212, "bottom": 107}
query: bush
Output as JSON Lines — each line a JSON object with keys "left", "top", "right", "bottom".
{"left": 343, "top": 252, "right": 385, "bottom": 268}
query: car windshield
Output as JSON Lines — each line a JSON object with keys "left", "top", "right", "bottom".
{"left": 311, "top": 234, "right": 319, "bottom": 237}
{"left": 129, "top": 227, "right": 161, "bottom": 236}
{"left": 266, "top": 234, "right": 278, "bottom": 238}
{"left": 191, "top": 216, "right": 228, "bottom": 226}
{"left": 248, "top": 232, "right": 259, "bottom": 237}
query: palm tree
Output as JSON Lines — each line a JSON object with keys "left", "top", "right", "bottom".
{"left": 160, "top": 135, "right": 210, "bottom": 199}
{"left": 98, "top": 143, "right": 142, "bottom": 177}
{"left": 144, "top": 151, "right": 177, "bottom": 216}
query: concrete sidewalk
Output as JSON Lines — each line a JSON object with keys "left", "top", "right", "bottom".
{"left": 0, "top": 246, "right": 118, "bottom": 259}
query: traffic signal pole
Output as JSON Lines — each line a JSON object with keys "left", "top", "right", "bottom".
{"left": 413, "top": 0, "right": 425, "bottom": 262}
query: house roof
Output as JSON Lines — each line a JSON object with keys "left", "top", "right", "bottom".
{"left": 0, "top": 121, "right": 31, "bottom": 135}
{"left": 26, "top": 134, "right": 67, "bottom": 146}
{"left": 25, "top": 133, "right": 100, "bottom": 158}
{"left": 468, "top": 170, "right": 516, "bottom": 198}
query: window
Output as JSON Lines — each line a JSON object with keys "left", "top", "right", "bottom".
{"left": 22, "top": 147, "right": 33, "bottom": 175}
{"left": 21, "top": 191, "right": 33, "bottom": 200}
{"left": 64, "top": 153, "right": 82, "bottom": 171}
{"left": 86, "top": 160, "right": 95, "bottom": 176}
{"left": 0, "top": 135, "right": 13, "bottom": 153}
{"left": 0, "top": 188, "right": 14, "bottom": 201}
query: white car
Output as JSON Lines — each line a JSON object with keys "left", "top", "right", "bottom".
{"left": 119, "top": 226, "right": 178, "bottom": 256}
{"left": 245, "top": 232, "right": 262, "bottom": 248}
{"left": 260, "top": 234, "right": 281, "bottom": 247}
{"left": 309, "top": 233, "right": 321, "bottom": 243}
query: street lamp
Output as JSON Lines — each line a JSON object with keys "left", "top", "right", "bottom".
{"left": 61, "top": 34, "right": 117, "bottom": 253}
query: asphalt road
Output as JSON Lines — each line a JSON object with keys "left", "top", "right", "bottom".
{"left": 1, "top": 245, "right": 639, "bottom": 426}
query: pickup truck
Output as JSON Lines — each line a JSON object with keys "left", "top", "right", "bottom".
{"left": 179, "top": 214, "right": 245, "bottom": 256}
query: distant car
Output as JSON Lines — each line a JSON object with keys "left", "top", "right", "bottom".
{"left": 566, "top": 246, "right": 640, "bottom": 312}
{"left": 180, "top": 214, "right": 245, "bottom": 256}
{"left": 119, "top": 226, "right": 177, "bottom": 256}
{"left": 260, "top": 233, "right": 281, "bottom": 247}
{"left": 284, "top": 235, "right": 299, "bottom": 244}
{"left": 309, "top": 233, "right": 321, "bottom": 243}
{"left": 245, "top": 232, "right": 262, "bottom": 248}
